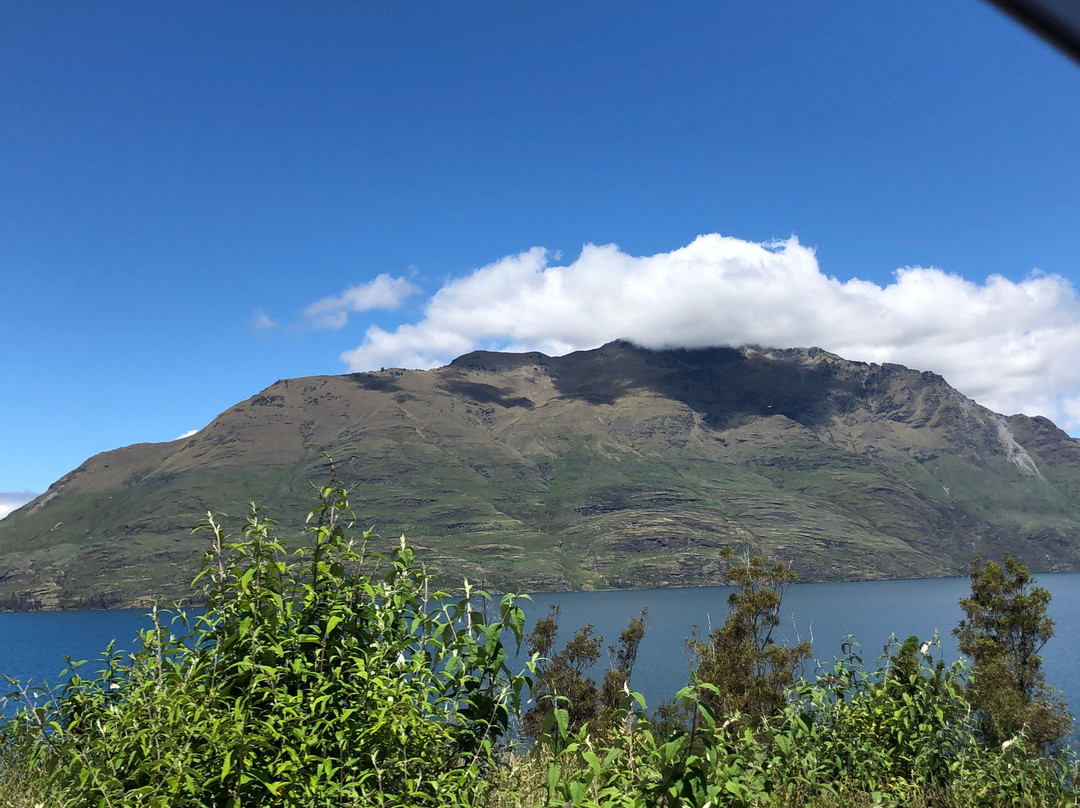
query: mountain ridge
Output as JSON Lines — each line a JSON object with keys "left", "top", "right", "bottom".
{"left": 3, "top": 340, "right": 1080, "bottom": 610}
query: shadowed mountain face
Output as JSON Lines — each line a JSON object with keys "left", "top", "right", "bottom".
{"left": 3, "top": 340, "right": 1080, "bottom": 610}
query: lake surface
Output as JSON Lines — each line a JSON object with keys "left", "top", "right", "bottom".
{"left": 514, "top": 573, "right": 1080, "bottom": 714}
{"left": 2, "top": 574, "right": 1078, "bottom": 727}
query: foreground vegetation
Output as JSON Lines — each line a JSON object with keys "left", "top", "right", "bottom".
{"left": 1, "top": 482, "right": 1076, "bottom": 806}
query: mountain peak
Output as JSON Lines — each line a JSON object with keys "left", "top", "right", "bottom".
{"left": 2, "top": 343, "right": 1080, "bottom": 610}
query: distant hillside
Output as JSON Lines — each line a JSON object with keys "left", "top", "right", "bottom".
{"left": 3, "top": 340, "right": 1080, "bottom": 610}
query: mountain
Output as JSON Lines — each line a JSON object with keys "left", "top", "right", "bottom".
{"left": 3, "top": 341, "right": 1080, "bottom": 611}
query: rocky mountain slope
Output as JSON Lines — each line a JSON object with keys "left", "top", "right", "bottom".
{"left": 3, "top": 340, "right": 1080, "bottom": 610}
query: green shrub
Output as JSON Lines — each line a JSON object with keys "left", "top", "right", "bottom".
{"left": 955, "top": 555, "right": 1073, "bottom": 754}
{"left": 3, "top": 503, "right": 1077, "bottom": 807}
{"left": 522, "top": 607, "right": 647, "bottom": 744}
{"left": 535, "top": 635, "right": 1078, "bottom": 808}
{"left": 4, "top": 480, "right": 529, "bottom": 807}
{"left": 690, "top": 551, "right": 811, "bottom": 727}
{"left": 524, "top": 550, "right": 1076, "bottom": 807}
{"left": 522, "top": 606, "right": 604, "bottom": 743}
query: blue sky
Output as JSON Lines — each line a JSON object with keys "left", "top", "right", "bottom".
{"left": 3, "top": 1, "right": 1080, "bottom": 513}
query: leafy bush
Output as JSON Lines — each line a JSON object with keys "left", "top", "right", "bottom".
{"left": 525, "top": 553, "right": 1077, "bottom": 807}
{"left": 535, "top": 635, "right": 1077, "bottom": 808}
{"left": 955, "top": 554, "right": 1073, "bottom": 753}
{"left": 522, "top": 606, "right": 604, "bottom": 742}
{"left": 522, "top": 607, "right": 647, "bottom": 744}
{"left": 690, "top": 551, "right": 811, "bottom": 728}
{"left": 3, "top": 481, "right": 529, "bottom": 807}
{"left": 3, "top": 508, "right": 1077, "bottom": 807}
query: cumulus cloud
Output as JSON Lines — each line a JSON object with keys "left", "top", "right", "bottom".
{"left": 303, "top": 274, "right": 421, "bottom": 330}
{"left": 0, "top": 490, "right": 37, "bottom": 521}
{"left": 176, "top": 429, "right": 199, "bottom": 440}
{"left": 337, "top": 234, "right": 1080, "bottom": 430}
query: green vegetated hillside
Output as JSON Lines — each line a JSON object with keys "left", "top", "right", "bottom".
{"left": 3, "top": 340, "right": 1080, "bottom": 610}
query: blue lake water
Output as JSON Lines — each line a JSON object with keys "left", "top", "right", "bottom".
{"left": 2, "top": 574, "right": 1078, "bottom": 728}
{"left": 514, "top": 573, "right": 1080, "bottom": 714}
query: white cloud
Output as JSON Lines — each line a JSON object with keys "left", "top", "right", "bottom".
{"left": 303, "top": 274, "right": 421, "bottom": 330}
{"left": 251, "top": 310, "right": 279, "bottom": 330}
{"left": 338, "top": 234, "right": 1080, "bottom": 430}
{"left": 176, "top": 429, "right": 199, "bottom": 440}
{"left": 0, "top": 490, "right": 37, "bottom": 521}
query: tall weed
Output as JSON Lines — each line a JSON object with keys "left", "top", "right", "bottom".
{"left": 3, "top": 480, "right": 529, "bottom": 807}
